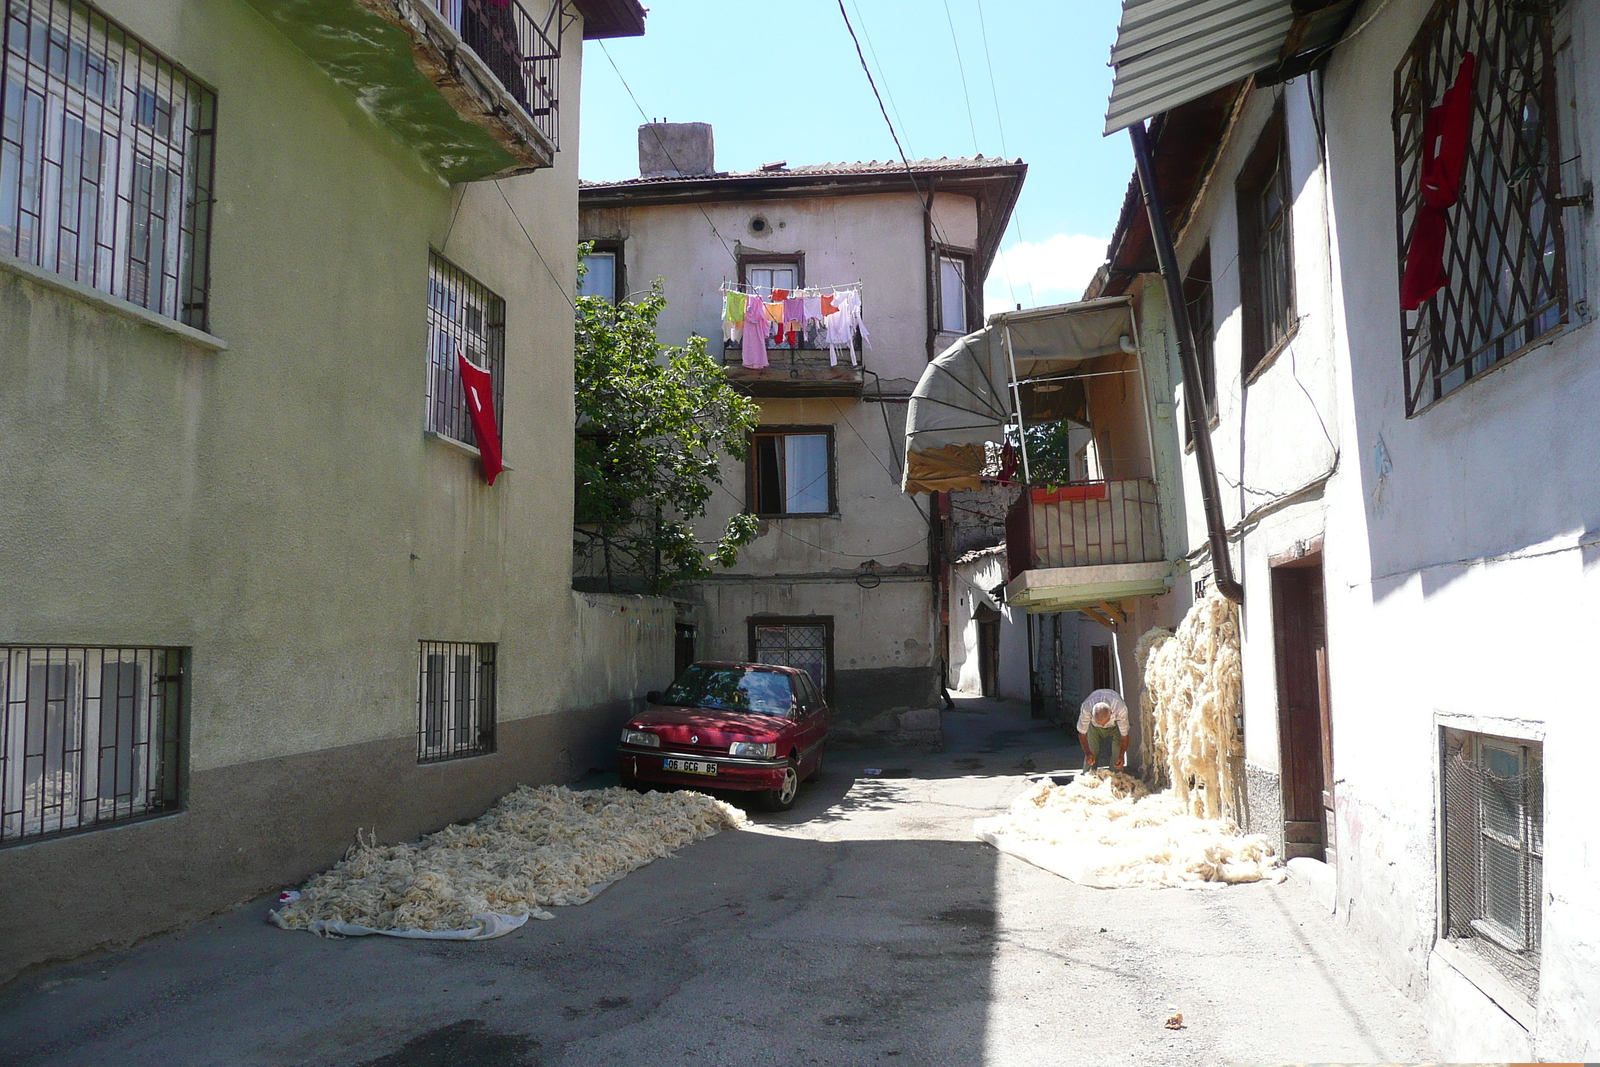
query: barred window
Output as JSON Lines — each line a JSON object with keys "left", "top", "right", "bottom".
{"left": 749, "top": 618, "right": 831, "bottom": 700}
{"left": 1, "top": 0, "right": 216, "bottom": 329}
{"left": 417, "top": 641, "right": 495, "bottom": 763}
{"left": 426, "top": 251, "right": 505, "bottom": 447}
{"left": 1393, "top": 0, "right": 1581, "bottom": 415}
{"left": 1441, "top": 728, "right": 1543, "bottom": 996}
{"left": 1, "top": 645, "right": 184, "bottom": 846}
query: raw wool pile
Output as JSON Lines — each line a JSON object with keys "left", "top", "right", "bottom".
{"left": 1133, "top": 626, "right": 1174, "bottom": 788}
{"left": 1138, "top": 592, "right": 1244, "bottom": 821}
{"left": 271, "top": 785, "right": 747, "bottom": 935}
{"left": 974, "top": 769, "right": 1281, "bottom": 888}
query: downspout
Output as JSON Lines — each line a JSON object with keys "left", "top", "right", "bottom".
{"left": 1128, "top": 119, "right": 1244, "bottom": 603}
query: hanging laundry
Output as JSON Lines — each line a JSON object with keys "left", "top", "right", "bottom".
{"left": 770, "top": 288, "right": 789, "bottom": 302}
{"left": 743, "top": 293, "right": 770, "bottom": 369}
{"left": 1400, "top": 52, "right": 1476, "bottom": 311}
{"left": 820, "top": 294, "right": 838, "bottom": 317}
{"left": 802, "top": 295, "right": 822, "bottom": 323}
{"left": 724, "top": 291, "right": 747, "bottom": 344}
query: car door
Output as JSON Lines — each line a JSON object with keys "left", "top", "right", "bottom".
{"left": 793, "top": 672, "right": 828, "bottom": 773}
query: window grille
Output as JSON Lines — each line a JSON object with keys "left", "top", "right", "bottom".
{"left": 425, "top": 251, "right": 505, "bottom": 448}
{"left": 751, "top": 621, "right": 830, "bottom": 699}
{"left": 1394, "top": 0, "right": 1573, "bottom": 415}
{"left": 0, "top": 0, "right": 216, "bottom": 330}
{"left": 417, "top": 641, "right": 495, "bottom": 763}
{"left": 1441, "top": 728, "right": 1543, "bottom": 996}
{"left": 1, "top": 644, "right": 184, "bottom": 846}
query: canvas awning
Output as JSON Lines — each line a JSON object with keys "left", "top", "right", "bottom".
{"left": 902, "top": 297, "right": 1136, "bottom": 494}
{"left": 1104, "top": 0, "right": 1362, "bottom": 135}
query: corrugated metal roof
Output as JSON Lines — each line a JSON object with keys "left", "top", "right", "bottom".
{"left": 1104, "top": 0, "right": 1294, "bottom": 134}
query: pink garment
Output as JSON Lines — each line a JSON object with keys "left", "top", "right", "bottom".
{"left": 783, "top": 297, "right": 804, "bottom": 325}
{"left": 742, "top": 290, "right": 769, "bottom": 368}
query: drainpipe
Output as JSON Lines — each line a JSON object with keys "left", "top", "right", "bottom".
{"left": 1128, "top": 119, "right": 1244, "bottom": 603}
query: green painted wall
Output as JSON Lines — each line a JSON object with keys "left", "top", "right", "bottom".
{"left": 0, "top": 0, "right": 587, "bottom": 773}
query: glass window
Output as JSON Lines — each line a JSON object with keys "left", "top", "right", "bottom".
{"left": 661, "top": 665, "right": 796, "bottom": 717}
{"left": 417, "top": 642, "right": 495, "bottom": 762}
{"left": 577, "top": 250, "right": 616, "bottom": 302}
{"left": 1236, "top": 114, "right": 1295, "bottom": 377}
{"left": 745, "top": 262, "right": 798, "bottom": 294}
{"left": 752, "top": 430, "right": 831, "bottom": 515}
{"left": 939, "top": 255, "right": 968, "bottom": 333}
{"left": 426, "top": 251, "right": 505, "bottom": 448}
{"left": 0, "top": 0, "right": 216, "bottom": 329}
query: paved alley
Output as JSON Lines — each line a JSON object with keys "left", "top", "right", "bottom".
{"left": 0, "top": 699, "right": 1430, "bottom": 1066}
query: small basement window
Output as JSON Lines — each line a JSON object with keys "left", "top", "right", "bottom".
{"left": 1, "top": 645, "right": 185, "bottom": 846}
{"left": 750, "top": 428, "right": 833, "bottom": 516}
{"left": 417, "top": 641, "right": 496, "bottom": 763}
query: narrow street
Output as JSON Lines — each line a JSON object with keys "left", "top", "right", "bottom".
{"left": 0, "top": 699, "right": 1428, "bottom": 1066}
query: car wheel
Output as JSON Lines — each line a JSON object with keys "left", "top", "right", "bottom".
{"left": 803, "top": 746, "right": 824, "bottom": 783}
{"left": 759, "top": 759, "right": 800, "bottom": 812}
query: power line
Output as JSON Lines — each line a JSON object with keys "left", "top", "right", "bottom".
{"left": 973, "top": 0, "right": 1034, "bottom": 308}
{"left": 848, "top": 0, "right": 913, "bottom": 157}
{"left": 493, "top": 179, "right": 576, "bottom": 311}
{"left": 941, "top": 0, "right": 982, "bottom": 156}
{"left": 597, "top": 41, "right": 738, "bottom": 269}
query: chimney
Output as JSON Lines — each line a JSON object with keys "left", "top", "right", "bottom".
{"left": 638, "top": 122, "right": 715, "bottom": 179}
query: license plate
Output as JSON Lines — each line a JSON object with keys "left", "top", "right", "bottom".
{"left": 663, "top": 757, "right": 718, "bottom": 776}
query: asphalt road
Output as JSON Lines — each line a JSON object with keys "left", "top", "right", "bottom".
{"left": 0, "top": 698, "right": 1431, "bottom": 1066}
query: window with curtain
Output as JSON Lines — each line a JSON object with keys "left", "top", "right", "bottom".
{"left": 938, "top": 254, "right": 969, "bottom": 333}
{"left": 577, "top": 249, "right": 616, "bottom": 302}
{"left": 750, "top": 429, "right": 832, "bottom": 515}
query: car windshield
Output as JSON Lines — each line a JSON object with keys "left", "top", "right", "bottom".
{"left": 662, "top": 666, "right": 795, "bottom": 717}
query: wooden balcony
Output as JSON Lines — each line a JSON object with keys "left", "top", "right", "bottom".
{"left": 721, "top": 343, "right": 864, "bottom": 398}
{"left": 1004, "top": 480, "right": 1173, "bottom": 612}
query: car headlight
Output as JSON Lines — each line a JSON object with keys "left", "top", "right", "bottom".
{"left": 622, "top": 729, "right": 660, "bottom": 747}
{"left": 729, "top": 741, "right": 776, "bottom": 758}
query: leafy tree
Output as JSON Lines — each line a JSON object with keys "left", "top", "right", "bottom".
{"left": 1008, "top": 420, "right": 1079, "bottom": 485}
{"left": 573, "top": 258, "right": 760, "bottom": 593}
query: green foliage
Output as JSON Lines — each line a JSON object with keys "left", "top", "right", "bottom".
{"left": 574, "top": 254, "right": 760, "bottom": 593}
{"left": 1012, "top": 420, "right": 1078, "bottom": 486}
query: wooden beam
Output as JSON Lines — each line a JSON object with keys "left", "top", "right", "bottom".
{"left": 1096, "top": 601, "right": 1128, "bottom": 624}
{"left": 1080, "top": 606, "right": 1117, "bottom": 630}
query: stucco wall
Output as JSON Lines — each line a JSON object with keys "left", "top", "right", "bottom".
{"left": 948, "top": 552, "right": 1027, "bottom": 700}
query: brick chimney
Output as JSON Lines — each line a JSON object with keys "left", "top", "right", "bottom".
{"left": 638, "top": 122, "right": 715, "bottom": 178}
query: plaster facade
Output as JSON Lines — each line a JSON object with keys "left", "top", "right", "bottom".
{"left": 1110, "top": 0, "right": 1600, "bottom": 1054}
{"left": 0, "top": 0, "right": 662, "bottom": 983}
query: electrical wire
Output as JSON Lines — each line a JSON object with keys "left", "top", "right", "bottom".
{"left": 712, "top": 479, "right": 926, "bottom": 560}
{"left": 941, "top": 0, "right": 982, "bottom": 157}
{"left": 493, "top": 179, "right": 576, "bottom": 311}
{"left": 973, "top": 0, "right": 1033, "bottom": 308}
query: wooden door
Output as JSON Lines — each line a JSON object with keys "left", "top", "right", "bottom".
{"left": 977, "top": 616, "right": 1000, "bottom": 698}
{"left": 1271, "top": 560, "right": 1332, "bottom": 861}
{"left": 1091, "top": 645, "right": 1114, "bottom": 691}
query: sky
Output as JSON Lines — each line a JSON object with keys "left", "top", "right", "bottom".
{"left": 577, "top": 0, "right": 1131, "bottom": 315}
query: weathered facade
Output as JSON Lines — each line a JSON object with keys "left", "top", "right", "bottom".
{"left": 0, "top": 0, "right": 656, "bottom": 983}
{"left": 579, "top": 135, "right": 1024, "bottom": 730}
{"left": 1095, "top": 0, "right": 1600, "bottom": 1056}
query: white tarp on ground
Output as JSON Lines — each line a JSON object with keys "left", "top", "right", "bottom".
{"left": 975, "top": 770, "right": 1282, "bottom": 889}
{"left": 902, "top": 297, "right": 1136, "bottom": 493}
{"left": 270, "top": 785, "right": 748, "bottom": 939}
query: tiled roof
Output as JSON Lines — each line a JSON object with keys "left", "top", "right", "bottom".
{"left": 580, "top": 155, "right": 1023, "bottom": 189}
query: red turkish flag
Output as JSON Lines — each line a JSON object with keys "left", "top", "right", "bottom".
{"left": 1401, "top": 52, "right": 1476, "bottom": 310}
{"left": 457, "top": 347, "right": 503, "bottom": 485}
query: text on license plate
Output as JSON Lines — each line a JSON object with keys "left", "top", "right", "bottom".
{"left": 662, "top": 757, "right": 718, "bottom": 776}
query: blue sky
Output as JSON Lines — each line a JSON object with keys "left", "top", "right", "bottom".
{"left": 577, "top": 1, "right": 1131, "bottom": 313}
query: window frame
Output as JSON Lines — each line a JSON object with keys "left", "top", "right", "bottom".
{"left": 1, "top": 644, "right": 186, "bottom": 847}
{"left": 416, "top": 641, "right": 497, "bottom": 764}
{"left": 0, "top": 0, "right": 218, "bottom": 330}
{"left": 1183, "top": 242, "right": 1217, "bottom": 449}
{"left": 1393, "top": 0, "right": 1577, "bottom": 416}
{"left": 1236, "top": 106, "right": 1296, "bottom": 381}
{"left": 932, "top": 244, "right": 976, "bottom": 338}
{"left": 425, "top": 250, "right": 506, "bottom": 452}
{"left": 746, "top": 615, "right": 834, "bottom": 705}
{"left": 577, "top": 238, "right": 624, "bottom": 303}
{"left": 746, "top": 424, "right": 837, "bottom": 518}
{"left": 738, "top": 251, "right": 804, "bottom": 293}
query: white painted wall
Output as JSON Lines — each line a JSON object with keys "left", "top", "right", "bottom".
{"left": 1147, "top": 0, "right": 1600, "bottom": 1055}
{"left": 948, "top": 551, "right": 1028, "bottom": 700}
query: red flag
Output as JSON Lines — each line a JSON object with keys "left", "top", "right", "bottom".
{"left": 1400, "top": 53, "right": 1475, "bottom": 310}
{"left": 457, "top": 348, "right": 503, "bottom": 485}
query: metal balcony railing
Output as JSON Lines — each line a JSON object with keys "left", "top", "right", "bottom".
{"left": 430, "top": 0, "right": 561, "bottom": 147}
{"left": 1006, "top": 479, "right": 1164, "bottom": 575}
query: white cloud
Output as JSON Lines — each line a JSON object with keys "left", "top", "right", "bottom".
{"left": 983, "top": 233, "right": 1109, "bottom": 315}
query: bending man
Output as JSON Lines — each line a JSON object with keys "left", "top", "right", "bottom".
{"left": 1077, "top": 688, "right": 1129, "bottom": 771}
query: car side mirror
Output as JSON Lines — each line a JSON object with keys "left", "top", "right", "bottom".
{"left": 645, "top": 690, "right": 663, "bottom": 704}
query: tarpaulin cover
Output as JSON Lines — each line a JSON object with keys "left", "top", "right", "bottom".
{"left": 902, "top": 297, "right": 1136, "bottom": 494}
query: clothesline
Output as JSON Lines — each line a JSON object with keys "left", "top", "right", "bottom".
{"left": 723, "top": 282, "right": 871, "bottom": 369}
{"left": 719, "top": 280, "right": 864, "bottom": 297}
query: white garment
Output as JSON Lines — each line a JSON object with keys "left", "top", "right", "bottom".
{"left": 1077, "top": 688, "right": 1129, "bottom": 735}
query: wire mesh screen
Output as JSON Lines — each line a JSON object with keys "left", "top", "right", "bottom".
{"left": 425, "top": 251, "right": 505, "bottom": 448}
{"left": 1441, "top": 728, "right": 1543, "bottom": 994}
{"left": 1393, "top": 0, "right": 1568, "bottom": 415}
{"left": 417, "top": 641, "right": 496, "bottom": 763}
{"left": 1, "top": 645, "right": 183, "bottom": 845}
{"left": 1, "top": 0, "right": 216, "bottom": 329}
{"left": 753, "top": 624, "right": 828, "bottom": 696}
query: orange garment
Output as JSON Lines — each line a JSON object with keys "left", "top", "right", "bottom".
{"left": 770, "top": 288, "right": 789, "bottom": 302}
{"left": 765, "top": 302, "right": 784, "bottom": 323}
{"left": 820, "top": 294, "right": 838, "bottom": 317}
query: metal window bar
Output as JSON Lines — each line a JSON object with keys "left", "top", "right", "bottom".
{"left": 753, "top": 625, "right": 828, "bottom": 694}
{"left": 1394, "top": 0, "right": 1568, "bottom": 416}
{"left": 427, "top": 0, "right": 560, "bottom": 149}
{"left": 1441, "top": 728, "right": 1543, "bottom": 996}
{"left": 0, "top": 0, "right": 216, "bottom": 330}
{"left": 1, "top": 644, "right": 183, "bottom": 846}
{"left": 416, "top": 641, "right": 495, "bottom": 763}
{"left": 425, "top": 250, "right": 505, "bottom": 448}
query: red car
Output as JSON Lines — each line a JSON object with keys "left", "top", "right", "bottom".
{"left": 617, "top": 661, "right": 830, "bottom": 811}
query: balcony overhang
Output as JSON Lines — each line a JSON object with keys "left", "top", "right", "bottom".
{"left": 1005, "top": 561, "right": 1174, "bottom": 614}
{"left": 244, "top": 0, "right": 559, "bottom": 182}
{"left": 722, "top": 346, "right": 864, "bottom": 397}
